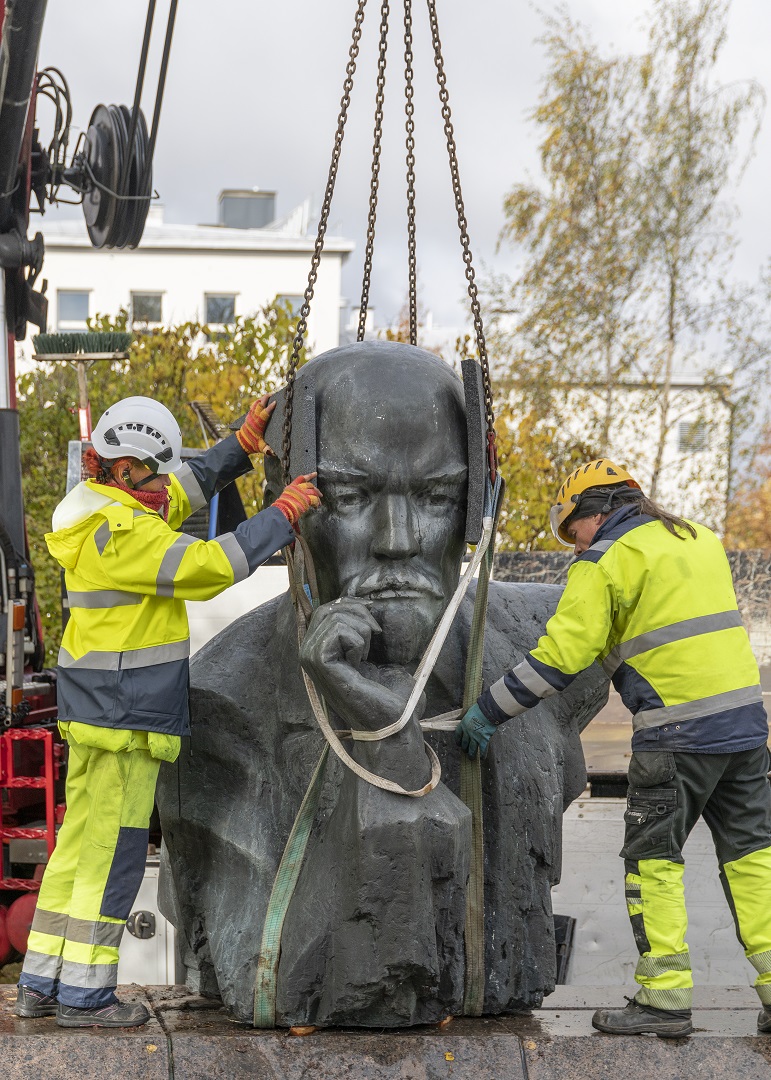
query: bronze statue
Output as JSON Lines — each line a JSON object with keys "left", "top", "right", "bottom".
{"left": 156, "top": 341, "right": 608, "bottom": 1025}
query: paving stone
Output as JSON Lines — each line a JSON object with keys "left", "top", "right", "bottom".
{"left": 0, "top": 984, "right": 168, "bottom": 1080}
{"left": 523, "top": 1036, "right": 771, "bottom": 1080}
{"left": 169, "top": 1032, "right": 527, "bottom": 1080}
{"left": 1, "top": 983, "right": 768, "bottom": 1077}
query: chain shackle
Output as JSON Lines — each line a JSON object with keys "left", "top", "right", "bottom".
{"left": 282, "top": 0, "right": 369, "bottom": 484}
{"left": 357, "top": 0, "right": 391, "bottom": 341}
{"left": 424, "top": 0, "right": 495, "bottom": 439}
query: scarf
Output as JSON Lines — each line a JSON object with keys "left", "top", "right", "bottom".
{"left": 83, "top": 449, "right": 170, "bottom": 519}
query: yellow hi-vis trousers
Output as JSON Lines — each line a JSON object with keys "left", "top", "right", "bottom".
{"left": 19, "top": 729, "right": 163, "bottom": 1008}
{"left": 622, "top": 745, "right": 771, "bottom": 1012}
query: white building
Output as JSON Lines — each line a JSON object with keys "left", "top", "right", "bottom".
{"left": 20, "top": 189, "right": 354, "bottom": 358}
{"left": 498, "top": 371, "right": 733, "bottom": 532}
{"left": 562, "top": 375, "right": 733, "bottom": 530}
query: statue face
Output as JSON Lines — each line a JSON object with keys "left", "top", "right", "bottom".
{"left": 299, "top": 348, "right": 468, "bottom": 665}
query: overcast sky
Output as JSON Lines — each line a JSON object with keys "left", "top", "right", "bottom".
{"left": 37, "top": 0, "right": 771, "bottom": 329}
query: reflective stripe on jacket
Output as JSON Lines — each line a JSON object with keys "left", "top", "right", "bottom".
{"left": 45, "top": 435, "right": 294, "bottom": 736}
{"left": 480, "top": 505, "right": 768, "bottom": 754}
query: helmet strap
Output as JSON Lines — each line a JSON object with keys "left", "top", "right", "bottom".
{"left": 107, "top": 461, "right": 170, "bottom": 519}
{"left": 132, "top": 469, "right": 160, "bottom": 490}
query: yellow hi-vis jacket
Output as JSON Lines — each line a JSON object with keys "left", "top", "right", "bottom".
{"left": 45, "top": 435, "right": 294, "bottom": 736}
{"left": 479, "top": 505, "right": 768, "bottom": 754}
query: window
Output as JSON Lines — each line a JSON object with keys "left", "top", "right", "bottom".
{"left": 678, "top": 420, "right": 709, "bottom": 453}
{"left": 205, "top": 294, "right": 236, "bottom": 326}
{"left": 131, "top": 292, "right": 163, "bottom": 326}
{"left": 57, "top": 290, "right": 89, "bottom": 331}
{"left": 276, "top": 294, "right": 304, "bottom": 318}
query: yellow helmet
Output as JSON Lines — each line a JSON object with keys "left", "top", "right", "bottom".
{"left": 550, "top": 459, "right": 641, "bottom": 546}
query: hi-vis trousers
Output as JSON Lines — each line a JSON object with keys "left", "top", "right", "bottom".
{"left": 19, "top": 731, "right": 161, "bottom": 1008}
{"left": 622, "top": 744, "right": 771, "bottom": 1011}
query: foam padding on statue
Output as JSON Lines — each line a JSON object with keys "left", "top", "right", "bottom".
{"left": 156, "top": 341, "right": 609, "bottom": 1026}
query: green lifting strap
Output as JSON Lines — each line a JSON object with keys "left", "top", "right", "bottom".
{"left": 253, "top": 743, "right": 330, "bottom": 1028}
{"left": 460, "top": 476, "right": 503, "bottom": 1016}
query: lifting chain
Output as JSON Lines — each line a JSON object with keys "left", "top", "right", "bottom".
{"left": 404, "top": 0, "right": 418, "bottom": 345}
{"left": 357, "top": 0, "right": 391, "bottom": 341}
{"left": 282, "top": 0, "right": 496, "bottom": 483}
{"left": 424, "top": 0, "right": 495, "bottom": 443}
{"left": 282, "top": 0, "right": 368, "bottom": 483}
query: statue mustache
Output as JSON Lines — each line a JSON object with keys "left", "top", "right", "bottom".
{"left": 347, "top": 572, "right": 445, "bottom": 600}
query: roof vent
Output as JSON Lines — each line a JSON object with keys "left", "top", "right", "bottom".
{"left": 218, "top": 189, "right": 276, "bottom": 230}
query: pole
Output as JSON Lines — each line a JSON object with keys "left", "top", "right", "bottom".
{"left": 74, "top": 360, "right": 92, "bottom": 440}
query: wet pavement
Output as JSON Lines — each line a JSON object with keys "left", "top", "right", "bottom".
{"left": 2, "top": 984, "right": 771, "bottom": 1078}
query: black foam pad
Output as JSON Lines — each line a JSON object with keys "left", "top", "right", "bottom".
{"left": 231, "top": 369, "right": 317, "bottom": 481}
{"left": 462, "top": 358, "right": 487, "bottom": 545}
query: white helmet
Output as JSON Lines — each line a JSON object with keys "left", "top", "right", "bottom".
{"left": 91, "top": 396, "right": 183, "bottom": 475}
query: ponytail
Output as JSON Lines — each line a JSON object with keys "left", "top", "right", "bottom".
{"left": 636, "top": 495, "right": 697, "bottom": 540}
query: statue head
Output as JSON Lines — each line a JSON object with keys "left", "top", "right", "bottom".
{"left": 265, "top": 340, "right": 469, "bottom": 664}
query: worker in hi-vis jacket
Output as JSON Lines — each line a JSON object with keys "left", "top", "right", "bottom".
{"left": 457, "top": 459, "right": 771, "bottom": 1039}
{"left": 15, "top": 394, "right": 321, "bottom": 1029}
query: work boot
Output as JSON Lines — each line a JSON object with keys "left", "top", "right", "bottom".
{"left": 592, "top": 997, "right": 693, "bottom": 1038}
{"left": 13, "top": 985, "right": 58, "bottom": 1018}
{"left": 758, "top": 1006, "right": 771, "bottom": 1034}
{"left": 56, "top": 1000, "right": 150, "bottom": 1028}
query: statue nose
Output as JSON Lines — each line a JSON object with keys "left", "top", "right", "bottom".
{"left": 370, "top": 495, "right": 420, "bottom": 559}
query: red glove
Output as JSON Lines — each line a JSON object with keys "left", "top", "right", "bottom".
{"left": 236, "top": 395, "right": 275, "bottom": 456}
{"left": 273, "top": 474, "right": 322, "bottom": 526}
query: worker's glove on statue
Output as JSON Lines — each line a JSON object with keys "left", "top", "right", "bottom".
{"left": 236, "top": 395, "right": 275, "bottom": 456}
{"left": 455, "top": 701, "right": 500, "bottom": 759}
{"left": 273, "top": 474, "right": 322, "bottom": 527}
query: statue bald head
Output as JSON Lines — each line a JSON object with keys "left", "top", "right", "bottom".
{"left": 265, "top": 341, "right": 469, "bottom": 664}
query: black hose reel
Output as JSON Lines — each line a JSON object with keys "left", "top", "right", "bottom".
{"left": 75, "top": 103, "right": 152, "bottom": 250}
{"left": 34, "top": 1, "right": 178, "bottom": 250}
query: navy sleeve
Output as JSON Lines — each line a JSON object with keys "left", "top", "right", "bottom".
{"left": 175, "top": 434, "right": 253, "bottom": 510}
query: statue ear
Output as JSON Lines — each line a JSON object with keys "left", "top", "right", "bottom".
{"left": 461, "top": 359, "right": 486, "bottom": 545}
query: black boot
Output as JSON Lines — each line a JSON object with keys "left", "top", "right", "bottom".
{"left": 56, "top": 999, "right": 150, "bottom": 1028}
{"left": 592, "top": 997, "right": 693, "bottom": 1038}
{"left": 14, "top": 985, "right": 58, "bottom": 1018}
{"left": 758, "top": 1006, "right": 771, "bottom": 1034}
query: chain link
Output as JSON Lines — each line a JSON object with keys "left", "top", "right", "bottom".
{"left": 424, "top": 0, "right": 495, "bottom": 438}
{"left": 282, "top": 0, "right": 369, "bottom": 483}
{"left": 404, "top": 0, "right": 418, "bottom": 345}
{"left": 357, "top": 0, "right": 391, "bottom": 341}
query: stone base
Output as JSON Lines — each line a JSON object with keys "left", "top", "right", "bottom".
{"left": 2, "top": 985, "right": 770, "bottom": 1079}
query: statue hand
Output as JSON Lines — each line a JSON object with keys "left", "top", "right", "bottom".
{"left": 299, "top": 598, "right": 408, "bottom": 728}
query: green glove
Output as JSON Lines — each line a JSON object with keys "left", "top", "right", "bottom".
{"left": 455, "top": 701, "right": 499, "bottom": 759}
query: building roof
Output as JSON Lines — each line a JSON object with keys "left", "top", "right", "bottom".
{"left": 37, "top": 208, "right": 354, "bottom": 256}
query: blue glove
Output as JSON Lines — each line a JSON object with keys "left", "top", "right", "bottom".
{"left": 454, "top": 701, "right": 499, "bottom": 759}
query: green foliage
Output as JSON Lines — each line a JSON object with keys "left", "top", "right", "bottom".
{"left": 495, "top": 407, "right": 594, "bottom": 551}
{"left": 18, "top": 300, "right": 304, "bottom": 664}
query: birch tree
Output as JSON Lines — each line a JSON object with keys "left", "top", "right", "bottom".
{"left": 490, "top": 0, "right": 770, "bottom": 526}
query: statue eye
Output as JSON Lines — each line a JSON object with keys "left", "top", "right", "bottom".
{"left": 332, "top": 488, "right": 369, "bottom": 510}
{"left": 422, "top": 490, "right": 455, "bottom": 509}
